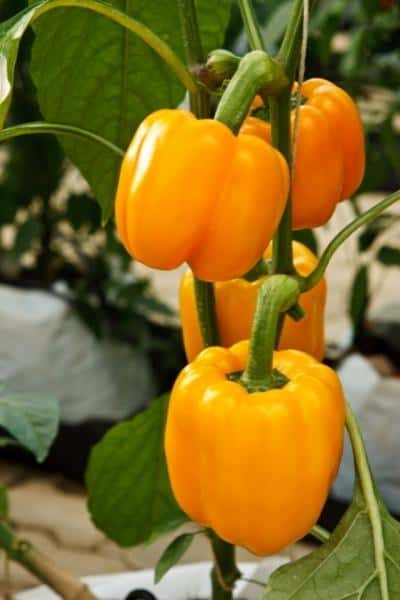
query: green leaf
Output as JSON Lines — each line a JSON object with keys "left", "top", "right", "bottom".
{"left": 66, "top": 193, "right": 101, "bottom": 231}
{"left": 263, "top": 480, "right": 400, "bottom": 599}
{"left": 0, "top": 484, "right": 9, "bottom": 519}
{"left": 28, "top": 0, "right": 231, "bottom": 220}
{"left": 349, "top": 266, "right": 369, "bottom": 339}
{"left": 0, "top": 392, "right": 59, "bottom": 462}
{"left": 377, "top": 245, "right": 400, "bottom": 267}
{"left": 0, "top": 4, "right": 38, "bottom": 129}
{"left": 155, "top": 532, "right": 195, "bottom": 583}
{"left": 86, "top": 395, "right": 187, "bottom": 547}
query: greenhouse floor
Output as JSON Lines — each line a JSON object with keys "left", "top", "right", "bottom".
{"left": 0, "top": 461, "right": 312, "bottom": 593}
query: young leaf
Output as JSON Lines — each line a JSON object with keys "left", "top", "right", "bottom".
{"left": 155, "top": 532, "right": 195, "bottom": 583}
{"left": 28, "top": 0, "right": 231, "bottom": 220}
{"left": 263, "top": 479, "right": 400, "bottom": 599}
{"left": 0, "top": 393, "right": 59, "bottom": 462}
{"left": 86, "top": 395, "right": 187, "bottom": 547}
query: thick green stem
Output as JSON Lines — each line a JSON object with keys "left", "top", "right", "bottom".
{"left": 0, "top": 122, "right": 124, "bottom": 157}
{"left": 301, "top": 189, "right": 400, "bottom": 292}
{"left": 215, "top": 51, "right": 288, "bottom": 134}
{"left": 29, "top": 0, "right": 196, "bottom": 93}
{"left": 0, "top": 521, "right": 97, "bottom": 599}
{"left": 270, "top": 92, "right": 293, "bottom": 274}
{"left": 210, "top": 533, "right": 240, "bottom": 600}
{"left": 177, "top": 0, "right": 209, "bottom": 117}
{"left": 241, "top": 275, "right": 300, "bottom": 391}
{"left": 177, "top": 3, "right": 238, "bottom": 599}
{"left": 238, "top": 0, "right": 265, "bottom": 51}
{"left": 270, "top": 0, "right": 315, "bottom": 276}
{"left": 193, "top": 279, "right": 219, "bottom": 347}
{"left": 278, "top": 0, "right": 310, "bottom": 81}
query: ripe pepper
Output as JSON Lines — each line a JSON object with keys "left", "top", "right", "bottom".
{"left": 180, "top": 241, "right": 326, "bottom": 362}
{"left": 165, "top": 341, "right": 345, "bottom": 556}
{"left": 115, "top": 109, "right": 289, "bottom": 282}
{"left": 241, "top": 78, "right": 365, "bottom": 229}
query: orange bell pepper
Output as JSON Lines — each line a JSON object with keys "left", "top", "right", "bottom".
{"left": 240, "top": 78, "right": 365, "bottom": 229}
{"left": 115, "top": 109, "right": 289, "bottom": 281}
{"left": 180, "top": 241, "right": 326, "bottom": 361}
{"left": 165, "top": 341, "right": 345, "bottom": 556}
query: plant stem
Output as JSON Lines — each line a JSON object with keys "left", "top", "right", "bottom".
{"left": 301, "top": 189, "right": 400, "bottom": 292}
{"left": 270, "top": 0, "right": 315, "bottom": 275}
{"left": 0, "top": 521, "right": 98, "bottom": 600}
{"left": 269, "top": 92, "right": 293, "bottom": 274}
{"left": 278, "top": 0, "right": 310, "bottom": 81}
{"left": 29, "top": 0, "right": 197, "bottom": 93}
{"left": 238, "top": 0, "right": 265, "bottom": 51}
{"left": 345, "top": 404, "right": 389, "bottom": 600}
{"left": 193, "top": 279, "right": 219, "bottom": 347}
{"left": 177, "top": 0, "right": 210, "bottom": 117}
{"left": 177, "top": 2, "right": 238, "bottom": 599}
{"left": 215, "top": 51, "right": 288, "bottom": 134}
{"left": 210, "top": 533, "right": 240, "bottom": 600}
{"left": 241, "top": 275, "right": 300, "bottom": 391}
{"left": 310, "top": 524, "right": 330, "bottom": 544}
{"left": 0, "top": 122, "right": 124, "bottom": 156}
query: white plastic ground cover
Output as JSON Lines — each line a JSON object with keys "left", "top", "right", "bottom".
{"left": 0, "top": 284, "right": 154, "bottom": 423}
{"left": 333, "top": 352, "right": 400, "bottom": 513}
{"left": 16, "top": 559, "right": 288, "bottom": 600}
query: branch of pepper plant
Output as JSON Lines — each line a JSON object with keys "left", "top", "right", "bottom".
{"left": 300, "top": 190, "right": 400, "bottom": 292}
{"left": 0, "top": 520, "right": 98, "bottom": 600}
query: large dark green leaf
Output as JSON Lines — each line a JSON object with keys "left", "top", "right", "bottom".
{"left": 28, "top": 0, "right": 231, "bottom": 219}
{"left": 86, "top": 395, "right": 187, "bottom": 546}
{"left": 0, "top": 392, "right": 59, "bottom": 462}
{"left": 263, "top": 479, "right": 400, "bottom": 599}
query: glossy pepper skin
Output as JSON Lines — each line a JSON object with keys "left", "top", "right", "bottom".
{"left": 165, "top": 341, "right": 345, "bottom": 556}
{"left": 180, "top": 241, "right": 326, "bottom": 362}
{"left": 115, "top": 109, "right": 289, "bottom": 282}
{"left": 241, "top": 78, "right": 365, "bottom": 229}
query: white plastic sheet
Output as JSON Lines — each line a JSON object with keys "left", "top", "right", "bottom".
{"left": 0, "top": 284, "right": 154, "bottom": 423}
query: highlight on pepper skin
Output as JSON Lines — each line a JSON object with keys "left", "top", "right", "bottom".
{"left": 115, "top": 108, "right": 289, "bottom": 282}
{"left": 165, "top": 341, "right": 345, "bottom": 556}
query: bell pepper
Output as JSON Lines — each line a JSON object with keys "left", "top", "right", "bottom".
{"left": 165, "top": 341, "right": 345, "bottom": 556}
{"left": 241, "top": 78, "right": 365, "bottom": 229}
{"left": 180, "top": 241, "right": 326, "bottom": 362}
{"left": 115, "top": 109, "right": 289, "bottom": 282}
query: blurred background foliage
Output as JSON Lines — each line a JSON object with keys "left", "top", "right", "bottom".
{"left": 0, "top": 0, "right": 185, "bottom": 396}
{"left": 0, "top": 0, "right": 399, "bottom": 380}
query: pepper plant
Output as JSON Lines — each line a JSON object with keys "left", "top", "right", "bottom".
{"left": 0, "top": 0, "right": 400, "bottom": 599}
